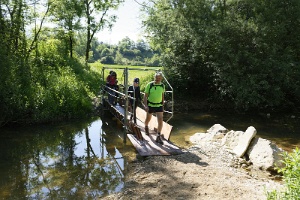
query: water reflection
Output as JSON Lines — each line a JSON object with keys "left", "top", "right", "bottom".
{"left": 1, "top": 111, "right": 300, "bottom": 199}
{"left": 0, "top": 118, "right": 132, "bottom": 199}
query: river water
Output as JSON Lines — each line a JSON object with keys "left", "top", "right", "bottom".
{"left": 0, "top": 111, "right": 300, "bottom": 199}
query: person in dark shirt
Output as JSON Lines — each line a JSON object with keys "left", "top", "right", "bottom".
{"left": 128, "top": 78, "right": 141, "bottom": 123}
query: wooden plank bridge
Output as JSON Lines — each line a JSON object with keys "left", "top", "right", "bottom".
{"left": 103, "top": 99, "right": 183, "bottom": 156}
{"left": 100, "top": 67, "right": 183, "bottom": 156}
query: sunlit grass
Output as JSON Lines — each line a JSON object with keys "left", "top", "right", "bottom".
{"left": 89, "top": 63, "right": 162, "bottom": 89}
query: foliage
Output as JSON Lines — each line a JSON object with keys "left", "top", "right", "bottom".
{"left": 0, "top": 0, "right": 117, "bottom": 126}
{"left": 79, "top": 36, "right": 162, "bottom": 67}
{"left": 143, "top": 0, "right": 300, "bottom": 112}
{"left": 32, "top": 67, "right": 93, "bottom": 121}
{"left": 2, "top": 0, "right": 300, "bottom": 126}
{"left": 81, "top": 0, "right": 123, "bottom": 62}
{"left": 267, "top": 148, "right": 300, "bottom": 200}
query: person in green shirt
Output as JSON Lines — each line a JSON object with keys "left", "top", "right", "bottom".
{"left": 143, "top": 72, "right": 165, "bottom": 145}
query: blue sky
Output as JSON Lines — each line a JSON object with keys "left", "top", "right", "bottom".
{"left": 96, "top": 0, "right": 144, "bottom": 44}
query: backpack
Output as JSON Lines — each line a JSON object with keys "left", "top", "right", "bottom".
{"left": 149, "top": 82, "right": 164, "bottom": 91}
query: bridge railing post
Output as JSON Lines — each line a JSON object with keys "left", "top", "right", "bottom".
{"left": 123, "top": 67, "right": 129, "bottom": 143}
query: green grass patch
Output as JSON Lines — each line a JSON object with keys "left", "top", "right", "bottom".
{"left": 89, "top": 63, "right": 162, "bottom": 90}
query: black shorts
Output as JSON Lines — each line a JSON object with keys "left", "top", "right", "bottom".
{"left": 148, "top": 106, "right": 163, "bottom": 113}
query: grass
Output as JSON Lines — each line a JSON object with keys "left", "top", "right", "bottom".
{"left": 89, "top": 63, "right": 162, "bottom": 89}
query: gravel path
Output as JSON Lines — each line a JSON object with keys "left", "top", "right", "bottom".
{"left": 103, "top": 142, "right": 283, "bottom": 200}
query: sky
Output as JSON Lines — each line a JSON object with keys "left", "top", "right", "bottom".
{"left": 96, "top": 0, "right": 144, "bottom": 44}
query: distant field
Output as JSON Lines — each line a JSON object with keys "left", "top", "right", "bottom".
{"left": 90, "top": 63, "right": 162, "bottom": 89}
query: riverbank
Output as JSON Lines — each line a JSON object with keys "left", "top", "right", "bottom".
{"left": 103, "top": 140, "right": 283, "bottom": 200}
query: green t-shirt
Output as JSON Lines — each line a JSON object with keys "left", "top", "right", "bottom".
{"left": 144, "top": 81, "right": 165, "bottom": 107}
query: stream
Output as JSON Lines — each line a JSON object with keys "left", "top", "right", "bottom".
{"left": 0, "top": 111, "right": 300, "bottom": 199}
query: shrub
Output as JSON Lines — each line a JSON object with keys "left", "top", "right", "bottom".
{"left": 267, "top": 147, "right": 300, "bottom": 200}
{"left": 33, "top": 67, "right": 93, "bottom": 121}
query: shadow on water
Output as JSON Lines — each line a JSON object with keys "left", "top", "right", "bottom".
{"left": 0, "top": 116, "right": 135, "bottom": 199}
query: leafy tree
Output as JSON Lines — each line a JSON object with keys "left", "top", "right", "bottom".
{"left": 101, "top": 47, "right": 112, "bottom": 57}
{"left": 118, "top": 37, "right": 135, "bottom": 53}
{"left": 143, "top": 0, "right": 216, "bottom": 97}
{"left": 100, "top": 55, "right": 115, "bottom": 64}
{"left": 82, "top": 0, "right": 123, "bottom": 62}
{"left": 0, "top": 0, "right": 38, "bottom": 125}
{"left": 0, "top": 0, "right": 101, "bottom": 126}
{"left": 74, "top": 33, "right": 87, "bottom": 57}
{"left": 143, "top": 0, "right": 300, "bottom": 112}
{"left": 136, "top": 39, "right": 149, "bottom": 54}
{"left": 50, "top": 0, "right": 83, "bottom": 58}
{"left": 91, "top": 37, "right": 161, "bottom": 66}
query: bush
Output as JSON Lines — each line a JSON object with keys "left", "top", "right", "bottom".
{"left": 100, "top": 56, "right": 115, "bottom": 64}
{"left": 32, "top": 66, "right": 93, "bottom": 121}
{"left": 267, "top": 148, "right": 300, "bottom": 200}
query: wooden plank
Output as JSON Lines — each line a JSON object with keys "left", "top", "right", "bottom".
{"left": 104, "top": 100, "right": 182, "bottom": 156}
{"left": 127, "top": 134, "right": 182, "bottom": 156}
{"left": 127, "top": 127, "right": 183, "bottom": 156}
{"left": 105, "top": 100, "right": 172, "bottom": 140}
{"left": 135, "top": 107, "right": 172, "bottom": 140}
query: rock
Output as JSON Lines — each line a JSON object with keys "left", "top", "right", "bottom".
{"left": 207, "top": 124, "right": 227, "bottom": 134}
{"left": 232, "top": 126, "right": 257, "bottom": 158}
{"left": 190, "top": 124, "right": 228, "bottom": 145}
{"left": 221, "top": 130, "right": 244, "bottom": 150}
{"left": 190, "top": 133, "right": 212, "bottom": 144}
{"left": 246, "top": 137, "right": 284, "bottom": 171}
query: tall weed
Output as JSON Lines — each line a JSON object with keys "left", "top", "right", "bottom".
{"left": 267, "top": 148, "right": 300, "bottom": 200}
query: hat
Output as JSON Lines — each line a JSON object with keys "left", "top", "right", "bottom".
{"left": 134, "top": 78, "right": 139, "bottom": 83}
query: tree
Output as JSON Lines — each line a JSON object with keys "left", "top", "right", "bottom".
{"left": 143, "top": 0, "right": 300, "bottom": 111}
{"left": 136, "top": 39, "right": 149, "bottom": 54}
{"left": 143, "top": 0, "right": 216, "bottom": 97}
{"left": 118, "top": 37, "right": 135, "bottom": 53}
{"left": 50, "top": 0, "right": 83, "bottom": 58}
{"left": 82, "top": 0, "right": 123, "bottom": 62}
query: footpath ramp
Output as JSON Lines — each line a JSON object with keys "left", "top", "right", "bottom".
{"left": 127, "top": 107, "right": 183, "bottom": 156}
{"left": 104, "top": 101, "right": 183, "bottom": 156}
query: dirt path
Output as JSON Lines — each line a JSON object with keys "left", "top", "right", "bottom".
{"left": 103, "top": 142, "right": 283, "bottom": 200}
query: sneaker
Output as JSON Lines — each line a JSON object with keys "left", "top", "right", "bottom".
{"left": 145, "top": 126, "right": 149, "bottom": 135}
{"left": 155, "top": 135, "right": 164, "bottom": 145}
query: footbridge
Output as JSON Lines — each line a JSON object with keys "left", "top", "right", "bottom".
{"left": 99, "top": 67, "right": 183, "bottom": 156}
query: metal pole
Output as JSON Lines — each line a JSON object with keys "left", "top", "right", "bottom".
{"left": 123, "top": 67, "right": 129, "bottom": 143}
{"left": 133, "top": 86, "right": 136, "bottom": 124}
{"left": 160, "top": 71, "right": 174, "bottom": 123}
{"left": 101, "top": 67, "right": 105, "bottom": 110}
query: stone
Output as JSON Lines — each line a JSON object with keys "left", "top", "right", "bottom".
{"left": 221, "top": 130, "right": 244, "bottom": 150}
{"left": 232, "top": 126, "right": 256, "bottom": 158}
{"left": 190, "top": 124, "right": 229, "bottom": 146}
{"left": 246, "top": 137, "right": 284, "bottom": 171}
{"left": 190, "top": 133, "right": 212, "bottom": 144}
{"left": 207, "top": 124, "right": 227, "bottom": 135}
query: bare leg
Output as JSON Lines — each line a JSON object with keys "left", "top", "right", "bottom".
{"left": 145, "top": 112, "right": 152, "bottom": 127}
{"left": 156, "top": 112, "right": 163, "bottom": 134}
{"left": 155, "top": 112, "right": 164, "bottom": 145}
